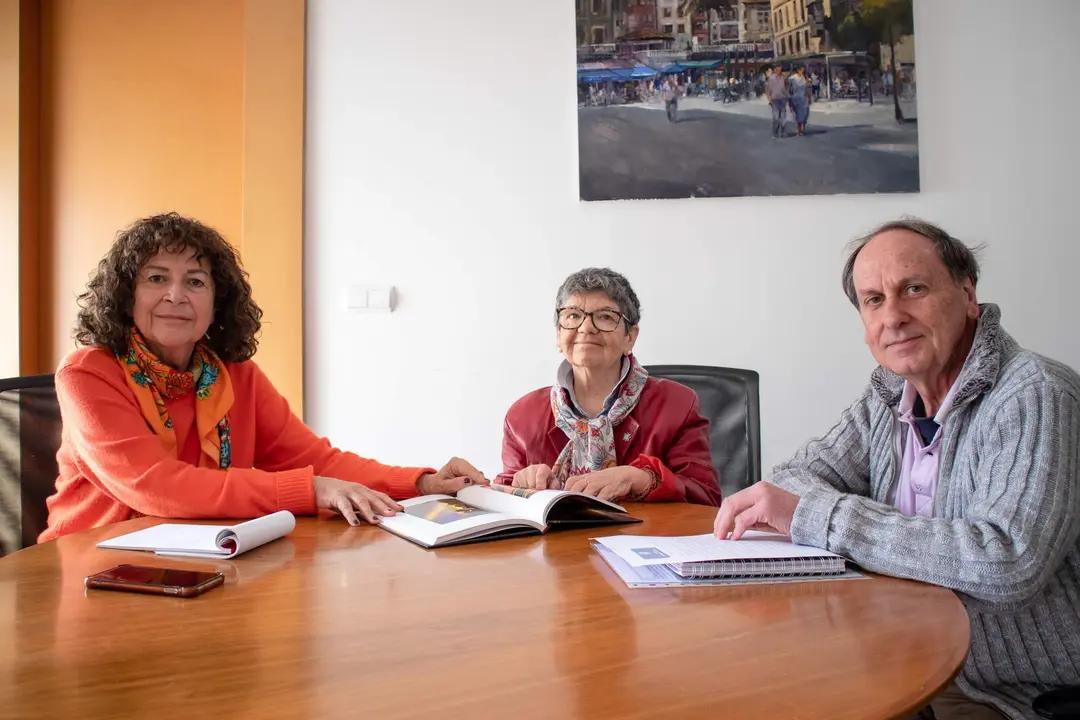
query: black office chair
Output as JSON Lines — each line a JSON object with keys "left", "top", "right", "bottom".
{"left": 645, "top": 365, "right": 761, "bottom": 499}
{"left": 0, "top": 374, "right": 61, "bottom": 556}
{"left": 1033, "top": 686, "right": 1080, "bottom": 719}
{"left": 917, "top": 687, "right": 1080, "bottom": 720}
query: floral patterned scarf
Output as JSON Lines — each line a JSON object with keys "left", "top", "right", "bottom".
{"left": 549, "top": 354, "right": 648, "bottom": 487}
{"left": 117, "top": 327, "right": 234, "bottom": 468}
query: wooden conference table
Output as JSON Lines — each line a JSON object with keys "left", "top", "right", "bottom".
{"left": 0, "top": 504, "right": 969, "bottom": 719}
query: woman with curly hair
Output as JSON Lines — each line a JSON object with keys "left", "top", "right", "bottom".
{"left": 40, "top": 213, "right": 487, "bottom": 542}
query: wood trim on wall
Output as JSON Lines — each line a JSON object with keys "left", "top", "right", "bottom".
{"left": 0, "top": 0, "right": 41, "bottom": 378}
{"left": 18, "top": 0, "right": 40, "bottom": 376}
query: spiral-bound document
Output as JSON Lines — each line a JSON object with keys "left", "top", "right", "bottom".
{"left": 593, "top": 531, "right": 849, "bottom": 580}
{"left": 668, "top": 554, "right": 846, "bottom": 579}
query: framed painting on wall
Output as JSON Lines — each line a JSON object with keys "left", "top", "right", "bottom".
{"left": 576, "top": 0, "right": 919, "bottom": 201}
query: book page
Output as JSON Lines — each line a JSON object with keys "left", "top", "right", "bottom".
{"left": 460, "top": 485, "right": 628, "bottom": 526}
{"left": 593, "top": 532, "right": 842, "bottom": 567}
{"left": 538, "top": 490, "right": 627, "bottom": 525}
{"left": 457, "top": 485, "right": 548, "bottom": 523}
{"left": 378, "top": 495, "right": 538, "bottom": 547}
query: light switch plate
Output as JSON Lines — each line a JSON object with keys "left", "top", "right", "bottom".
{"left": 346, "top": 285, "right": 368, "bottom": 309}
{"left": 346, "top": 285, "right": 394, "bottom": 312}
{"left": 368, "top": 288, "right": 392, "bottom": 310}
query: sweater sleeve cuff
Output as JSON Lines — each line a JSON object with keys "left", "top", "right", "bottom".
{"left": 385, "top": 466, "right": 438, "bottom": 500}
{"left": 629, "top": 455, "right": 678, "bottom": 501}
{"left": 277, "top": 466, "right": 317, "bottom": 514}
{"left": 786, "top": 483, "right": 843, "bottom": 550}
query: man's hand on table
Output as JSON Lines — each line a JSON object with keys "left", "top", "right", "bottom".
{"left": 713, "top": 482, "right": 801, "bottom": 540}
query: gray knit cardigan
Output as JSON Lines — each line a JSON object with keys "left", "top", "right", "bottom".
{"left": 769, "top": 304, "right": 1080, "bottom": 719}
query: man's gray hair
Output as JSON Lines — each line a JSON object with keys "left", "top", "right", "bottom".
{"left": 555, "top": 267, "right": 641, "bottom": 328}
{"left": 841, "top": 217, "right": 982, "bottom": 308}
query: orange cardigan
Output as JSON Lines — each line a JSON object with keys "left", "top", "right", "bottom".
{"left": 40, "top": 346, "right": 431, "bottom": 542}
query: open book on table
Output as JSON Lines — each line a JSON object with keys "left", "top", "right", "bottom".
{"left": 593, "top": 530, "right": 859, "bottom": 583}
{"left": 377, "top": 484, "right": 641, "bottom": 548}
{"left": 96, "top": 511, "right": 296, "bottom": 559}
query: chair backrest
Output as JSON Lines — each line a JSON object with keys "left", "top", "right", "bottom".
{"left": 645, "top": 365, "right": 761, "bottom": 499}
{"left": 0, "top": 374, "right": 61, "bottom": 556}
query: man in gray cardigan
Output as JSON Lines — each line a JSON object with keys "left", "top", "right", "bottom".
{"left": 715, "top": 219, "right": 1080, "bottom": 720}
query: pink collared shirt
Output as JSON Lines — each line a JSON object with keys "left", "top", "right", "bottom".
{"left": 893, "top": 379, "right": 961, "bottom": 517}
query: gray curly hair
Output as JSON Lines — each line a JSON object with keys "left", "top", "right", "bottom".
{"left": 555, "top": 267, "right": 641, "bottom": 329}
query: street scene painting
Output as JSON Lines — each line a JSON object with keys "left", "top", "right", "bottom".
{"left": 576, "top": 0, "right": 919, "bottom": 201}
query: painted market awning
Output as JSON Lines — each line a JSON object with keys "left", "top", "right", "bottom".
{"left": 657, "top": 60, "right": 723, "bottom": 74}
{"left": 678, "top": 60, "right": 724, "bottom": 69}
{"left": 577, "top": 62, "right": 659, "bottom": 83}
{"left": 773, "top": 51, "right": 870, "bottom": 67}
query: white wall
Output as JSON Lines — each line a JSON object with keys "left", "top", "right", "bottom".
{"left": 304, "top": 0, "right": 1080, "bottom": 481}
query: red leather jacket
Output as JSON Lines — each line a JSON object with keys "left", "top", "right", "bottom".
{"left": 496, "top": 377, "right": 722, "bottom": 506}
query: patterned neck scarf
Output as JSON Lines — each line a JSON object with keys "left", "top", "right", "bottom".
{"left": 550, "top": 354, "right": 648, "bottom": 487}
{"left": 117, "top": 327, "right": 234, "bottom": 468}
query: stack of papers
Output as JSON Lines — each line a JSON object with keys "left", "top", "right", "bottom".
{"left": 592, "top": 531, "right": 863, "bottom": 588}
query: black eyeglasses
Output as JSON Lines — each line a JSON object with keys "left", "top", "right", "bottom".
{"left": 557, "top": 307, "right": 626, "bottom": 332}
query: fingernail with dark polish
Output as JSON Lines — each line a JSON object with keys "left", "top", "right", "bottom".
{"left": 464, "top": 479, "right": 472, "bottom": 484}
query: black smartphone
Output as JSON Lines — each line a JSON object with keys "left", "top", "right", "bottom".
{"left": 85, "top": 564, "right": 224, "bottom": 598}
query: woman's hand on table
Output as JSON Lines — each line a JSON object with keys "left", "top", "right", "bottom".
{"left": 316, "top": 457, "right": 489, "bottom": 526}
{"left": 416, "top": 457, "right": 490, "bottom": 495}
{"left": 565, "top": 466, "right": 654, "bottom": 501}
{"left": 313, "top": 476, "right": 404, "bottom": 526}
{"left": 511, "top": 464, "right": 560, "bottom": 490}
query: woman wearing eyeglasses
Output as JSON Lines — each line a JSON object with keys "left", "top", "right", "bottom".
{"left": 495, "top": 268, "right": 722, "bottom": 506}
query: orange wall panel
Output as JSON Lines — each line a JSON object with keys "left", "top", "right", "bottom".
{"left": 1, "top": 0, "right": 20, "bottom": 378}
{"left": 40, "top": 0, "right": 245, "bottom": 366}
{"left": 242, "top": 0, "right": 306, "bottom": 416}
{"left": 28, "top": 0, "right": 305, "bottom": 411}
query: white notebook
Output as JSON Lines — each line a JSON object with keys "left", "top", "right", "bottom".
{"left": 96, "top": 511, "right": 296, "bottom": 559}
{"left": 593, "top": 531, "right": 848, "bottom": 580}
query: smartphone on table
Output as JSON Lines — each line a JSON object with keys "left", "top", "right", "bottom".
{"left": 85, "top": 564, "right": 224, "bottom": 598}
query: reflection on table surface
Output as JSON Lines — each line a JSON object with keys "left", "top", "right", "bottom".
{"left": 0, "top": 504, "right": 970, "bottom": 720}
